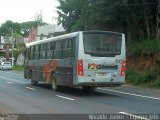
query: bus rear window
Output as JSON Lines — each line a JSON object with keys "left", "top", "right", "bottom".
{"left": 83, "top": 33, "right": 122, "bottom": 57}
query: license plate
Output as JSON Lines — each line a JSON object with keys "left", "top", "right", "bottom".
{"left": 96, "top": 72, "right": 111, "bottom": 78}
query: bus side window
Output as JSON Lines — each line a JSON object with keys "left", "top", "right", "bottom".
{"left": 68, "top": 38, "right": 75, "bottom": 58}
{"left": 72, "top": 38, "right": 75, "bottom": 58}
{"left": 34, "top": 45, "right": 39, "bottom": 60}
{"left": 51, "top": 42, "right": 54, "bottom": 50}
{"left": 54, "top": 41, "right": 62, "bottom": 59}
{"left": 40, "top": 44, "right": 46, "bottom": 59}
{"left": 47, "top": 42, "right": 51, "bottom": 50}
{"left": 46, "top": 42, "right": 54, "bottom": 59}
{"left": 53, "top": 42, "right": 56, "bottom": 59}
{"left": 30, "top": 46, "right": 34, "bottom": 60}
{"left": 67, "top": 39, "right": 71, "bottom": 58}
{"left": 62, "top": 39, "right": 68, "bottom": 59}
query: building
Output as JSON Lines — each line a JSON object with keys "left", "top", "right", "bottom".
{"left": 23, "top": 38, "right": 29, "bottom": 43}
{"left": 28, "top": 24, "right": 65, "bottom": 42}
{"left": 0, "top": 36, "right": 12, "bottom": 61}
{"left": 37, "top": 24, "right": 65, "bottom": 40}
{"left": 28, "top": 28, "right": 37, "bottom": 43}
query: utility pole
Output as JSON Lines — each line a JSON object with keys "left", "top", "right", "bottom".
{"left": 157, "top": 0, "right": 160, "bottom": 38}
{"left": 11, "top": 29, "right": 14, "bottom": 67}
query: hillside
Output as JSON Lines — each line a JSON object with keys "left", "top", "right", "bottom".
{"left": 126, "top": 39, "right": 160, "bottom": 88}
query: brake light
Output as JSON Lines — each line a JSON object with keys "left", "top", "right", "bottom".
{"left": 77, "top": 59, "right": 84, "bottom": 76}
{"left": 121, "top": 60, "right": 126, "bottom": 76}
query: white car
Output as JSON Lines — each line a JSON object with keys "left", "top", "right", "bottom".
{"left": 0, "top": 62, "right": 12, "bottom": 70}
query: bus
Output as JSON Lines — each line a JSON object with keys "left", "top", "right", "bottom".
{"left": 24, "top": 31, "right": 126, "bottom": 91}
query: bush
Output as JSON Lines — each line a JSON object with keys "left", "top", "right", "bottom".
{"left": 128, "top": 39, "right": 160, "bottom": 57}
{"left": 126, "top": 68, "right": 159, "bottom": 86}
{"left": 128, "top": 43, "right": 142, "bottom": 57}
{"left": 126, "top": 69, "right": 143, "bottom": 85}
{"left": 142, "top": 70, "right": 158, "bottom": 83}
{"left": 152, "top": 76, "right": 160, "bottom": 88}
{"left": 12, "top": 65, "right": 24, "bottom": 71}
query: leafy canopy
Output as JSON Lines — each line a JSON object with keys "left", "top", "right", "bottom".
{"left": 57, "top": 0, "right": 159, "bottom": 40}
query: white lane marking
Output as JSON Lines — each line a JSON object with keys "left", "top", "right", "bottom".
{"left": 25, "top": 87, "right": 36, "bottom": 91}
{"left": 98, "top": 88, "right": 160, "bottom": 101}
{"left": 0, "top": 71, "right": 23, "bottom": 76}
{"left": 56, "top": 95, "right": 75, "bottom": 101}
{"left": 9, "top": 72, "right": 23, "bottom": 76}
{"left": 119, "top": 112, "right": 151, "bottom": 120}
{"left": 6, "top": 81, "right": 13, "bottom": 84}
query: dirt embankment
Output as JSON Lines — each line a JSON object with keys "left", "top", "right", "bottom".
{"left": 127, "top": 53, "right": 160, "bottom": 72}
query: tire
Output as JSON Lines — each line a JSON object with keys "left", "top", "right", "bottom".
{"left": 29, "top": 70, "right": 32, "bottom": 79}
{"left": 51, "top": 75, "right": 60, "bottom": 91}
{"left": 82, "top": 86, "right": 97, "bottom": 91}
{"left": 31, "top": 80, "right": 38, "bottom": 85}
{"left": 30, "top": 71, "right": 38, "bottom": 85}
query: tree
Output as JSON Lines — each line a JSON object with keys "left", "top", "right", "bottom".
{"left": 57, "top": 0, "right": 159, "bottom": 41}
{"left": 57, "top": 0, "right": 122, "bottom": 31}
{"left": 12, "top": 42, "right": 26, "bottom": 61}
{"left": 35, "top": 10, "right": 47, "bottom": 27}
{"left": 21, "top": 21, "right": 37, "bottom": 37}
{"left": 0, "top": 20, "right": 38, "bottom": 38}
{"left": 57, "top": 0, "right": 85, "bottom": 31}
{"left": 0, "top": 20, "right": 21, "bottom": 36}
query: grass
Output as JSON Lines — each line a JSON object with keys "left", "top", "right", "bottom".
{"left": 126, "top": 68, "right": 160, "bottom": 88}
{"left": 126, "top": 38, "right": 160, "bottom": 88}
{"left": 128, "top": 39, "right": 160, "bottom": 57}
{"left": 12, "top": 65, "right": 24, "bottom": 71}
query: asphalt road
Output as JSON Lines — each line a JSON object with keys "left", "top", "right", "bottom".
{"left": 0, "top": 71, "right": 160, "bottom": 120}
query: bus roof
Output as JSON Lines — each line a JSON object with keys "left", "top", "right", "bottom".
{"left": 26, "top": 31, "right": 80, "bottom": 48}
{"left": 83, "top": 30, "right": 123, "bottom": 35}
{"left": 26, "top": 30, "right": 123, "bottom": 48}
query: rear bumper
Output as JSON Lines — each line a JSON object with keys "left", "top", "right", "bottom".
{"left": 77, "top": 82, "right": 123, "bottom": 87}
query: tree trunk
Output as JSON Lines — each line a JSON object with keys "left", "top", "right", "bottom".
{"left": 143, "top": 7, "right": 150, "bottom": 39}
{"left": 6, "top": 45, "right": 10, "bottom": 61}
{"left": 156, "top": 0, "right": 160, "bottom": 38}
{"left": 145, "top": 16, "right": 150, "bottom": 38}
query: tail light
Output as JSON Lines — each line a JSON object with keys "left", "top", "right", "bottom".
{"left": 121, "top": 60, "right": 126, "bottom": 76}
{"left": 77, "top": 59, "right": 84, "bottom": 76}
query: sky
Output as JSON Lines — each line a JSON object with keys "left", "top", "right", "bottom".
{"left": 0, "top": 0, "right": 59, "bottom": 25}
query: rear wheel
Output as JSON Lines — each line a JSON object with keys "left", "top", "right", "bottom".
{"left": 51, "top": 75, "right": 60, "bottom": 91}
{"left": 31, "top": 80, "right": 38, "bottom": 85}
{"left": 30, "top": 71, "right": 38, "bottom": 85}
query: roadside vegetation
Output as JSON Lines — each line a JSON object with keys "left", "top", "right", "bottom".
{"left": 12, "top": 65, "right": 24, "bottom": 71}
{"left": 126, "top": 38, "right": 160, "bottom": 88}
{"left": 128, "top": 39, "right": 160, "bottom": 57}
{"left": 126, "top": 68, "right": 160, "bottom": 88}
